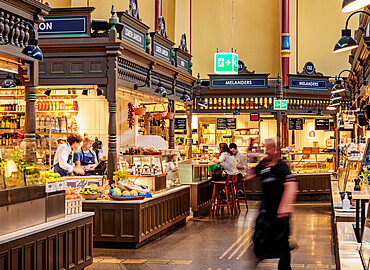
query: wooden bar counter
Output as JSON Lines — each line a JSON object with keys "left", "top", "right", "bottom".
{"left": 82, "top": 186, "right": 190, "bottom": 248}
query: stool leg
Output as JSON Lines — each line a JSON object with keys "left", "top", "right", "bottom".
{"left": 225, "top": 184, "right": 231, "bottom": 218}
{"left": 235, "top": 182, "right": 241, "bottom": 214}
{"left": 209, "top": 184, "right": 216, "bottom": 217}
{"left": 242, "top": 181, "right": 248, "bottom": 211}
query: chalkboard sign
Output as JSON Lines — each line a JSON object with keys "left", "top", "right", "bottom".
{"left": 217, "top": 118, "right": 237, "bottom": 130}
{"left": 174, "top": 118, "right": 187, "bottom": 129}
{"left": 363, "top": 139, "right": 370, "bottom": 165}
{"left": 315, "top": 119, "right": 330, "bottom": 130}
{"left": 288, "top": 118, "right": 303, "bottom": 130}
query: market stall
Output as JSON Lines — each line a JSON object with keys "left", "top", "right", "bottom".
{"left": 0, "top": 2, "right": 94, "bottom": 269}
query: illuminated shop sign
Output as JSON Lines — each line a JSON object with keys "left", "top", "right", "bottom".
{"left": 153, "top": 41, "right": 171, "bottom": 63}
{"left": 289, "top": 78, "right": 328, "bottom": 90}
{"left": 122, "top": 23, "right": 145, "bottom": 49}
{"left": 210, "top": 78, "right": 267, "bottom": 88}
{"left": 39, "top": 15, "right": 89, "bottom": 37}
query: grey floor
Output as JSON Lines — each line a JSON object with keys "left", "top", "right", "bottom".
{"left": 87, "top": 202, "right": 335, "bottom": 270}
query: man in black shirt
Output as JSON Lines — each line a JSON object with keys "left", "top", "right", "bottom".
{"left": 247, "top": 138, "right": 297, "bottom": 270}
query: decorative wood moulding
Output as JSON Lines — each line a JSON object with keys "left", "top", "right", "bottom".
{"left": 0, "top": 0, "right": 50, "bottom": 23}
{"left": 150, "top": 31, "right": 175, "bottom": 64}
{"left": 117, "top": 9, "right": 150, "bottom": 52}
{"left": 288, "top": 62, "right": 330, "bottom": 91}
{"left": 174, "top": 34, "right": 192, "bottom": 74}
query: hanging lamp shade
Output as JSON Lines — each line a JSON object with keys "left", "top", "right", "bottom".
{"left": 2, "top": 74, "right": 16, "bottom": 88}
{"left": 334, "top": 29, "right": 358, "bottom": 53}
{"left": 198, "top": 97, "right": 207, "bottom": 107}
{"left": 330, "top": 93, "right": 343, "bottom": 101}
{"left": 342, "top": 0, "right": 370, "bottom": 13}
{"left": 332, "top": 80, "right": 346, "bottom": 94}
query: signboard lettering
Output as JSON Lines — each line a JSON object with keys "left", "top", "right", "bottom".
{"left": 153, "top": 41, "right": 171, "bottom": 62}
{"left": 315, "top": 119, "right": 330, "bottom": 130}
{"left": 217, "top": 118, "right": 237, "bottom": 130}
{"left": 290, "top": 78, "right": 328, "bottom": 90}
{"left": 39, "top": 15, "right": 89, "bottom": 37}
{"left": 288, "top": 118, "right": 303, "bottom": 130}
{"left": 174, "top": 118, "right": 187, "bottom": 129}
{"left": 122, "top": 23, "right": 145, "bottom": 49}
{"left": 211, "top": 78, "right": 266, "bottom": 88}
{"left": 176, "top": 56, "right": 189, "bottom": 72}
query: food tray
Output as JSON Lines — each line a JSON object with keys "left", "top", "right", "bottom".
{"left": 108, "top": 193, "right": 146, "bottom": 201}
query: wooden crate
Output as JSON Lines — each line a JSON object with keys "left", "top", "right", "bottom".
{"left": 65, "top": 198, "right": 82, "bottom": 215}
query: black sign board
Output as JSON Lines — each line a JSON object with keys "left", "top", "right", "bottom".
{"left": 174, "top": 118, "right": 187, "bottom": 129}
{"left": 289, "top": 78, "right": 328, "bottom": 90}
{"left": 176, "top": 56, "right": 189, "bottom": 72}
{"left": 153, "top": 41, "right": 171, "bottom": 62}
{"left": 217, "top": 118, "right": 237, "bottom": 130}
{"left": 121, "top": 22, "right": 145, "bottom": 50}
{"left": 288, "top": 118, "right": 303, "bottom": 130}
{"left": 315, "top": 119, "right": 330, "bottom": 130}
{"left": 211, "top": 78, "right": 267, "bottom": 88}
{"left": 39, "top": 15, "right": 89, "bottom": 37}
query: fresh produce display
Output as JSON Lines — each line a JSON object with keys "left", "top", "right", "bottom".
{"left": 41, "top": 170, "right": 64, "bottom": 183}
{"left": 109, "top": 178, "right": 151, "bottom": 199}
{"left": 80, "top": 185, "right": 101, "bottom": 195}
{"left": 65, "top": 187, "right": 81, "bottom": 200}
{"left": 113, "top": 169, "right": 128, "bottom": 182}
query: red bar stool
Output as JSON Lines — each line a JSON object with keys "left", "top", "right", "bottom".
{"left": 230, "top": 174, "right": 241, "bottom": 215}
{"left": 209, "top": 175, "right": 234, "bottom": 218}
{"left": 239, "top": 176, "right": 249, "bottom": 211}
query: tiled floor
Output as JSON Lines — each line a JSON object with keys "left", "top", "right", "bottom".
{"left": 87, "top": 202, "right": 336, "bottom": 270}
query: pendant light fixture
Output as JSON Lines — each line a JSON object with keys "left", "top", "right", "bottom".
{"left": 342, "top": 0, "right": 370, "bottom": 13}
{"left": 330, "top": 93, "right": 343, "bottom": 101}
{"left": 332, "top": 79, "right": 346, "bottom": 94}
{"left": 198, "top": 96, "right": 207, "bottom": 107}
{"left": 1, "top": 74, "right": 16, "bottom": 88}
{"left": 334, "top": 10, "right": 370, "bottom": 53}
{"left": 180, "top": 90, "right": 191, "bottom": 102}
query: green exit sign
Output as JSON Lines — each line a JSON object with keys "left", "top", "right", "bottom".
{"left": 274, "top": 100, "right": 288, "bottom": 110}
{"left": 214, "top": 52, "right": 238, "bottom": 75}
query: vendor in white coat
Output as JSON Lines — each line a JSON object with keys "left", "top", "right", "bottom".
{"left": 53, "top": 133, "right": 85, "bottom": 176}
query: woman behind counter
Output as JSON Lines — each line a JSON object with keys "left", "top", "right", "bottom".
{"left": 53, "top": 133, "right": 85, "bottom": 176}
{"left": 74, "top": 135, "right": 98, "bottom": 176}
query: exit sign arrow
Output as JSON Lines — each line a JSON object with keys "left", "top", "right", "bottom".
{"left": 214, "top": 53, "right": 238, "bottom": 75}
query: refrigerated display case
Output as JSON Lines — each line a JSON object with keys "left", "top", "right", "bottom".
{"left": 287, "top": 152, "right": 335, "bottom": 174}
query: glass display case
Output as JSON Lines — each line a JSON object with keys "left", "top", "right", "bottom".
{"left": 119, "top": 154, "right": 181, "bottom": 192}
{"left": 287, "top": 152, "right": 335, "bottom": 174}
{"left": 338, "top": 157, "right": 362, "bottom": 192}
{"left": 178, "top": 159, "right": 208, "bottom": 183}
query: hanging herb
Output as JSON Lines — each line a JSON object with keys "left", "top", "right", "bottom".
{"left": 160, "top": 117, "right": 166, "bottom": 131}
{"left": 127, "top": 102, "right": 135, "bottom": 129}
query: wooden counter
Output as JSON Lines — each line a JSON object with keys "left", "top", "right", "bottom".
{"left": 186, "top": 180, "right": 213, "bottom": 216}
{"left": 0, "top": 212, "right": 94, "bottom": 270}
{"left": 82, "top": 186, "right": 190, "bottom": 248}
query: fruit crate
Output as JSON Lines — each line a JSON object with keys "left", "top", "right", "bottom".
{"left": 65, "top": 198, "right": 82, "bottom": 215}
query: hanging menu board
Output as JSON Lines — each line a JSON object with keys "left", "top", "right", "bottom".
{"left": 174, "top": 118, "right": 187, "bottom": 129}
{"left": 217, "top": 118, "right": 237, "bottom": 130}
{"left": 288, "top": 118, "right": 303, "bottom": 130}
{"left": 315, "top": 119, "right": 330, "bottom": 130}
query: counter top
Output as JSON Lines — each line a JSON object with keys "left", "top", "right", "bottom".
{"left": 351, "top": 187, "right": 370, "bottom": 200}
{"left": 83, "top": 186, "right": 190, "bottom": 205}
{"left": 0, "top": 212, "right": 94, "bottom": 245}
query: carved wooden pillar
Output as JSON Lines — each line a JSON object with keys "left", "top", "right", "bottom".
{"left": 186, "top": 104, "right": 192, "bottom": 159}
{"left": 24, "top": 86, "right": 37, "bottom": 163}
{"left": 144, "top": 112, "right": 150, "bottom": 135}
{"left": 108, "top": 100, "right": 117, "bottom": 180}
{"left": 168, "top": 100, "right": 175, "bottom": 149}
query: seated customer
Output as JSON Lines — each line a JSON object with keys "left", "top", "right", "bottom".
{"left": 210, "top": 143, "right": 238, "bottom": 180}
{"left": 74, "top": 134, "right": 98, "bottom": 176}
{"left": 229, "top": 143, "right": 248, "bottom": 180}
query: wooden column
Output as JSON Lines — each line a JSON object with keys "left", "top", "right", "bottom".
{"left": 186, "top": 104, "right": 192, "bottom": 159}
{"left": 168, "top": 100, "right": 175, "bottom": 149}
{"left": 144, "top": 112, "right": 150, "bottom": 135}
{"left": 281, "top": 0, "right": 290, "bottom": 87}
{"left": 24, "top": 86, "right": 37, "bottom": 163}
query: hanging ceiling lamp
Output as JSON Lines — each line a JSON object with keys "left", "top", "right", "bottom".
{"left": 2, "top": 74, "right": 16, "bottom": 88}
{"left": 342, "top": 0, "right": 370, "bottom": 13}
{"left": 330, "top": 93, "right": 343, "bottom": 101}
{"left": 332, "top": 79, "right": 346, "bottom": 94}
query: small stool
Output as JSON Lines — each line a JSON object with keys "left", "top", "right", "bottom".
{"left": 239, "top": 177, "right": 249, "bottom": 211}
{"left": 209, "top": 175, "right": 234, "bottom": 218}
{"left": 230, "top": 174, "right": 241, "bottom": 215}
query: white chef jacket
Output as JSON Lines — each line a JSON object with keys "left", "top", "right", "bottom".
{"left": 53, "top": 142, "right": 73, "bottom": 174}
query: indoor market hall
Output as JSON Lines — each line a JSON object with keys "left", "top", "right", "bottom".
{"left": 0, "top": 0, "right": 369, "bottom": 270}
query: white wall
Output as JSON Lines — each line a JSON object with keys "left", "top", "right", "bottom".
{"left": 76, "top": 91, "right": 109, "bottom": 158}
